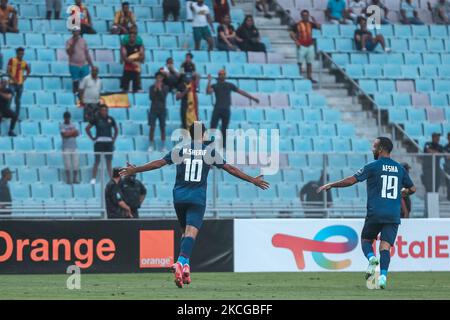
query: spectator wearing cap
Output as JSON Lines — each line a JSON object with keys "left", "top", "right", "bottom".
{"left": 111, "top": 2, "right": 136, "bottom": 35}
{"left": 401, "top": 162, "right": 412, "bottom": 218}
{"left": 73, "top": 0, "right": 97, "bottom": 34}
{"left": 7, "top": 47, "right": 30, "bottom": 119}
{"left": 161, "top": 57, "right": 181, "bottom": 90}
{"left": 79, "top": 66, "right": 102, "bottom": 122}
{"left": 148, "top": 72, "right": 170, "bottom": 152}
{"left": 217, "top": 14, "right": 242, "bottom": 51}
{"left": 120, "top": 31, "right": 145, "bottom": 93}
{"left": 443, "top": 132, "right": 450, "bottom": 200}
{"left": 0, "top": 78, "right": 17, "bottom": 137}
{"left": 190, "top": 0, "right": 214, "bottom": 51}
{"left": 206, "top": 70, "right": 259, "bottom": 148}
{"left": 105, "top": 167, "right": 133, "bottom": 219}
{"left": 0, "top": 0, "right": 18, "bottom": 33}
{"left": 46, "top": 0, "right": 62, "bottom": 20}
{"left": 400, "top": 0, "right": 424, "bottom": 25}
{"left": 0, "top": 167, "right": 13, "bottom": 215}
{"left": 325, "top": 0, "right": 353, "bottom": 24}
{"left": 66, "top": 26, "right": 94, "bottom": 94}
{"left": 422, "top": 132, "right": 444, "bottom": 193}
{"left": 289, "top": 9, "right": 321, "bottom": 83}
{"left": 60, "top": 111, "right": 80, "bottom": 184}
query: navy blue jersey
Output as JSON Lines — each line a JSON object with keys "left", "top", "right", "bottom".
{"left": 353, "top": 156, "right": 414, "bottom": 224}
{"left": 163, "top": 143, "right": 225, "bottom": 205}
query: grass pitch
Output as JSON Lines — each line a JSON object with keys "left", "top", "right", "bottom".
{"left": 0, "top": 272, "right": 449, "bottom": 300}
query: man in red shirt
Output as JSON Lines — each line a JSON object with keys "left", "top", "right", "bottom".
{"left": 289, "top": 10, "right": 321, "bottom": 83}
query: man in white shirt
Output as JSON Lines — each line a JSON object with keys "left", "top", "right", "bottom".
{"left": 79, "top": 66, "right": 102, "bottom": 122}
{"left": 190, "top": 0, "right": 214, "bottom": 50}
{"left": 348, "top": 0, "right": 367, "bottom": 22}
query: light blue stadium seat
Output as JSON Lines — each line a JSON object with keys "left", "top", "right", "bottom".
{"left": 392, "top": 93, "right": 411, "bottom": 107}
{"left": 28, "top": 107, "right": 48, "bottom": 121}
{"left": 228, "top": 51, "right": 247, "bottom": 64}
{"left": 390, "top": 39, "right": 408, "bottom": 52}
{"left": 243, "top": 64, "right": 262, "bottom": 77}
{"left": 352, "top": 139, "right": 370, "bottom": 152}
{"left": 34, "top": 136, "right": 54, "bottom": 151}
{"left": 73, "top": 184, "right": 94, "bottom": 199}
{"left": 121, "top": 121, "right": 141, "bottom": 136}
{"left": 205, "top": 63, "right": 224, "bottom": 75}
{"left": 277, "top": 183, "right": 298, "bottom": 201}
{"left": 10, "top": 183, "right": 30, "bottom": 199}
{"left": 377, "top": 80, "right": 396, "bottom": 93}
{"left": 210, "top": 51, "right": 228, "bottom": 64}
{"left": 430, "top": 93, "right": 449, "bottom": 107}
{"left": 102, "top": 34, "right": 120, "bottom": 48}
{"left": 52, "top": 183, "right": 73, "bottom": 199}
{"left": 14, "top": 136, "right": 33, "bottom": 151}
{"left": 404, "top": 53, "right": 422, "bottom": 65}
{"left": 55, "top": 92, "right": 75, "bottom": 106}
{"left": 18, "top": 18, "right": 32, "bottom": 32}
{"left": 289, "top": 94, "right": 308, "bottom": 107}
{"left": 424, "top": 53, "right": 441, "bottom": 65}
{"left": 409, "top": 39, "right": 427, "bottom": 52}
{"left": 165, "top": 21, "right": 184, "bottom": 34}
{"left": 430, "top": 25, "right": 448, "bottom": 37}
{"left": 262, "top": 64, "right": 282, "bottom": 78}
{"left": 358, "top": 80, "right": 377, "bottom": 94}
{"left": 37, "top": 48, "right": 55, "bottom": 61}
{"left": 238, "top": 79, "right": 257, "bottom": 92}
{"left": 328, "top": 154, "right": 347, "bottom": 168}
{"left": 345, "top": 64, "right": 364, "bottom": 78}
{"left": 20, "top": 122, "right": 40, "bottom": 135}
{"left": 26, "top": 153, "right": 46, "bottom": 167}
{"left": 332, "top": 53, "right": 350, "bottom": 66}
{"left": 275, "top": 79, "right": 294, "bottom": 92}
{"left": 322, "top": 109, "right": 341, "bottom": 122}
{"left": 368, "top": 54, "right": 387, "bottom": 65}
{"left": 46, "top": 153, "right": 63, "bottom": 167}
{"left": 401, "top": 65, "right": 419, "bottom": 79}
{"left": 294, "top": 80, "right": 312, "bottom": 92}
{"left": 411, "top": 25, "right": 429, "bottom": 38}
{"left": 317, "top": 123, "right": 336, "bottom": 136}
{"left": 32, "top": 61, "right": 50, "bottom": 75}
{"left": 389, "top": 108, "right": 408, "bottom": 123}
{"left": 299, "top": 122, "right": 317, "bottom": 136}
{"left": 217, "top": 184, "right": 237, "bottom": 200}
{"left": 340, "top": 24, "right": 357, "bottom": 37}
{"left": 159, "top": 35, "right": 178, "bottom": 49}
{"left": 415, "top": 79, "right": 434, "bottom": 93}
{"left": 407, "top": 108, "right": 426, "bottom": 121}
{"left": 43, "top": 78, "right": 62, "bottom": 90}
{"left": 258, "top": 80, "right": 276, "bottom": 93}
{"left": 313, "top": 137, "right": 333, "bottom": 152}
{"left": 438, "top": 65, "right": 450, "bottom": 78}
{"left": 31, "top": 183, "right": 52, "bottom": 200}
{"left": 404, "top": 123, "right": 423, "bottom": 137}
{"left": 337, "top": 123, "right": 356, "bottom": 137}
{"left": 134, "top": 5, "right": 152, "bottom": 19}
{"left": 35, "top": 91, "right": 55, "bottom": 105}
{"left": 115, "top": 137, "right": 135, "bottom": 151}
{"left": 155, "top": 184, "right": 173, "bottom": 201}
{"left": 293, "top": 137, "right": 312, "bottom": 152}
{"left": 264, "top": 109, "right": 284, "bottom": 122}
{"left": 284, "top": 109, "right": 303, "bottom": 122}
{"left": 226, "top": 63, "right": 244, "bottom": 77}
{"left": 383, "top": 65, "right": 402, "bottom": 79}
{"left": 24, "top": 78, "right": 42, "bottom": 91}
{"left": 50, "top": 62, "right": 69, "bottom": 76}
{"left": 316, "top": 38, "right": 335, "bottom": 52}
{"left": 281, "top": 64, "right": 300, "bottom": 78}
{"left": 25, "top": 34, "right": 45, "bottom": 47}
{"left": 423, "top": 123, "right": 442, "bottom": 136}
{"left": 428, "top": 39, "right": 445, "bottom": 52}
{"left": 5, "top": 33, "right": 24, "bottom": 46}
{"left": 18, "top": 167, "right": 38, "bottom": 184}
{"left": 335, "top": 38, "right": 353, "bottom": 51}
{"left": 435, "top": 80, "right": 450, "bottom": 93}
{"left": 394, "top": 25, "right": 411, "bottom": 37}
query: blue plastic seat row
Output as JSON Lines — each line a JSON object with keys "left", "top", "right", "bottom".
{"left": 374, "top": 93, "right": 450, "bottom": 108}
{"left": 10, "top": 182, "right": 97, "bottom": 200}
{"left": 358, "top": 79, "right": 450, "bottom": 94}
{"left": 332, "top": 52, "right": 450, "bottom": 66}
{"left": 345, "top": 64, "right": 450, "bottom": 80}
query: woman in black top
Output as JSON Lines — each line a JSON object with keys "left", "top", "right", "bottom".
{"left": 217, "top": 14, "right": 242, "bottom": 51}
{"left": 236, "top": 15, "right": 266, "bottom": 52}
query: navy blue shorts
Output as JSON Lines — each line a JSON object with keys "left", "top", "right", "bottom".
{"left": 174, "top": 203, "right": 206, "bottom": 230}
{"left": 361, "top": 221, "right": 399, "bottom": 246}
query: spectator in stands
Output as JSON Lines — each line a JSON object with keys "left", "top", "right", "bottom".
{"left": 236, "top": 15, "right": 266, "bottom": 52}
{"left": 325, "top": 0, "right": 352, "bottom": 24}
{"left": 161, "top": 57, "right": 181, "bottom": 90}
{"left": 429, "top": 0, "right": 450, "bottom": 24}
{"left": 176, "top": 73, "right": 198, "bottom": 129}
{"left": 46, "top": 0, "right": 61, "bottom": 20}
{"left": 121, "top": 24, "right": 143, "bottom": 46}
{"left": 217, "top": 14, "right": 242, "bottom": 51}
{"left": 400, "top": 0, "right": 424, "bottom": 24}
{"left": 148, "top": 72, "right": 170, "bottom": 152}
{"left": 7, "top": 47, "right": 30, "bottom": 118}
{"left": 86, "top": 105, "right": 118, "bottom": 184}
{"left": 300, "top": 172, "right": 332, "bottom": 217}
{"left": 105, "top": 167, "right": 133, "bottom": 219}
{"left": 366, "top": 0, "right": 391, "bottom": 24}
{"left": 73, "top": 0, "right": 97, "bottom": 34}
{"left": 180, "top": 52, "right": 199, "bottom": 84}
{"left": 354, "top": 17, "right": 390, "bottom": 52}
{"left": 60, "top": 111, "right": 80, "bottom": 185}
{"left": 422, "top": 132, "right": 444, "bottom": 193}
{"left": 0, "top": 0, "right": 18, "bottom": 33}
{"left": 289, "top": 10, "right": 320, "bottom": 83}
{"left": 66, "top": 26, "right": 94, "bottom": 94}
{"left": 111, "top": 2, "right": 136, "bottom": 35}
{"left": 348, "top": 0, "right": 367, "bottom": 23}
{"left": 119, "top": 173, "right": 147, "bottom": 218}
{"left": 163, "top": 0, "right": 180, "bottom": 21}
{"left": 191, "top": 0, "right": 214, "bottom": 51}
{"left": 0, "top": 167, "right": 13, "bottom": 215}
{"left": 443, "top": 133, "right": 450, "bottom": 200}
{"left": 120, "top": 31, "right": 145, "bottom": 93}
{"left": 213, "top": 0, "right": 235, "bottom": 23}
{"left": 207, "top": 70, "right": 259, "bottom": 149}
{"left": 255, "top": 0, "right": 272, "bottom": 19}
{"left": 401, "top": 162, "right": 412, "bottom": 218}
{"left": 186, "top": 0, "right": 194, "bottom": 21}
{"left": 0, "top": 79, "right": 17, "bottom": 136}
{"left": 79, "top": 66, "right": 102, "bottom": 122}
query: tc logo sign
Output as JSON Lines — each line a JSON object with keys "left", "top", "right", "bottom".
{"left": 272, "top": 225, "right": 358, "bottom": 270}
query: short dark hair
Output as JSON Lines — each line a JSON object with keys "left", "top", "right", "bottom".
{"left": 99, "top": 104, "right": 108, "bottom": 110}
{"left": 122, "top": 2, "right": 130, "bottom": 6}
{"left": 301, "top": 9, "right": 309, "bottom": 15}
{"left": 186, "top": 52, "right": 194, "bottom": 59}
{"left": 16, "top": 47, "right": 25, "bottom": 53}
{"left": 376, "top": 137, "right": 393, "bottom": 153}
{"left": 63, "top": 111, "right": 71, "bottom": 118}
{"left": 189, "top": 122, "right": 206, "bottom": 140}
{"left": 112, "top": 167, "right": 121, "bottom": 178}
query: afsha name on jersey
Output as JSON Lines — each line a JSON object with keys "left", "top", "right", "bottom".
{"left": 183, "top": 148, "right": 207, "bottom": 156}
{"left": 382, "top": 165, "right": 398, "bottom": 173}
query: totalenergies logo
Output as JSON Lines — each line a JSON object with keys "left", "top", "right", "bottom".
{"left": 272, "top": 225, "right": 358, "bottom": 270}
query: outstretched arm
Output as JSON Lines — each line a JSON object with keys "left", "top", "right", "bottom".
{"left": 317, "top": 176, "right": 357, "bottom": 193}
{"left": 222, "top": 164, "right": 270, "bottom": 190}
{"left": 120, "top": 159, "right": 168, "bottom": 177}
{"left": 236, "top": 88, "right": 259, "bottom": 103}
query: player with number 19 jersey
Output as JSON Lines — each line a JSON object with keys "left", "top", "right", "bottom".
{"left": 353, "top": 156, "right": 414, "bottom": 224}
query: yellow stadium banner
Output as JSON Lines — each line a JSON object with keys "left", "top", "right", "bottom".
{"left": 77, "top": 92, "right": 130, "bottom": 108}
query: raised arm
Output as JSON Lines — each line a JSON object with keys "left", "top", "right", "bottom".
{"left": 222, "top": 164, "right": 270, "bottom": 190}
{"left": 120, "top": 159, "right": 168, "bottom": 177}
{"left": 317, "top": 176, "right": 358, "bottom": 193}
{"left": 206, "top": 74, "right": 213, "bottom": 94}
